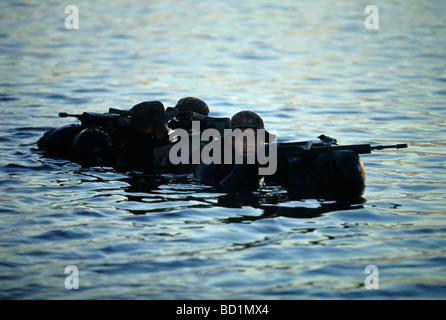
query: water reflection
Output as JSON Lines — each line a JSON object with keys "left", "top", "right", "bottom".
{"left": 214, "top": 189, "right": 365, "bottom": 222}
{"left": 116, "top": 172, "right": 366, "bottom": 221}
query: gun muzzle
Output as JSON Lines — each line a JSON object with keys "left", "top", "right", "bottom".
{"left": 372, "top": 143, "right": 408, "bottom": 151}
{"left": 58, "top": 112, "right": 78, "bottom": 118}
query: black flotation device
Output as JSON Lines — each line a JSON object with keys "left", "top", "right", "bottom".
{"left": 37, "top": 125, "right": 366, "bottom": 197}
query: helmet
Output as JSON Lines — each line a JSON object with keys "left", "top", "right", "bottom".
{"left": 230, "top": 111, "right": 265, "bottom": 130}
{"left": 175, "top": 97, "right": 209, "bottom": 116}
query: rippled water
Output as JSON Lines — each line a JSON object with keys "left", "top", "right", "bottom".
{"left": 1, "top": 0, "right": 445, "bottom": 299}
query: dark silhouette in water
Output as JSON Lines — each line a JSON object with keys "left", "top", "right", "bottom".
{"left": 37, "top": 101, "right": 406, "bottom": 199}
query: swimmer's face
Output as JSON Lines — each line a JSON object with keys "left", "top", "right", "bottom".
{"left": 137, "top": 126, "right": 156, "bottom": 134}
{"left": 233, "top": 128, "right": 262, "bottom": 159}
{"left": 137, "top": 124, "right": 169, "bottom": 141}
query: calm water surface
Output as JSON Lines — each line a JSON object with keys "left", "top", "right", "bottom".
{"left": 1, "top": 0, "right": 445, "bottom": 299}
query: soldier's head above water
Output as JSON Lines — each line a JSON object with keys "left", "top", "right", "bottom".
{"left": 119, "top": 101, "right": 178, "bottom": 137}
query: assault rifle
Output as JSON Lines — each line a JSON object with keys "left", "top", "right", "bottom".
{"left": 274, "top": 135, "right": 407, "bottom": 162}
{"left": 58, "top": 108, "right": 128, "bottom": 129}
{"left": 59, "top": 108, "right": 230, "bottom": 134}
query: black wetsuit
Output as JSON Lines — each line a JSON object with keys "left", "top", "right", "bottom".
{"left": 195, "top": 162, "right": 261, "bottom": 191}
{"left": 107, "top": 125, "right": 169, "bottom": 173}
{"left": 194, "top": 141, "right": 262, "bottom": 191}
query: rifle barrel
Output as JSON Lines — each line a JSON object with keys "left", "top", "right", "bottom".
{"left": 275, "top": 142, "right": 408, "bottom": 157}
{"left": 371, "top": 143, "right": 408, "bottom": 151}
{"left": 58, "top": 112, "right": 79, "bottom": 118}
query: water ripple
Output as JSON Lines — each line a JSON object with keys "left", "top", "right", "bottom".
{"left": 1, "top": 0, "right": 445, "bottom": 300}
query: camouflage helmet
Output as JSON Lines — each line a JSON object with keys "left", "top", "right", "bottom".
{"left": 174, "top": 97, "right": 209, "bottom": 116}
{"left": 230, "top": 111, "right": 265, "bottom": 130}
{"left": 229, "top": 110, "right": 275, "bottom": 141}
{"left": 119, "top": 101, "right": 177, "bottom": 129}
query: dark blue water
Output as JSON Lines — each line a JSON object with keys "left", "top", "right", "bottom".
{"left": 1, "top": 0, "right": 445, "bottom": 299}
